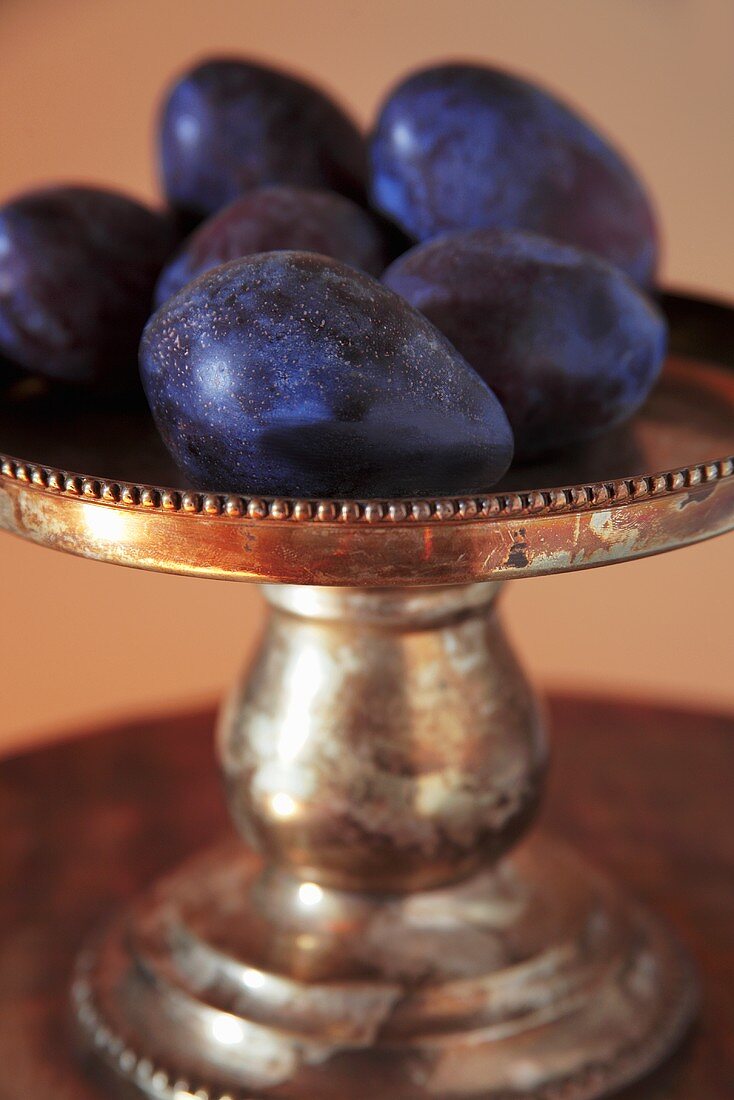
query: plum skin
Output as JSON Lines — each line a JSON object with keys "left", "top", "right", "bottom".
{"left": 382, "top": 229, "right": 667, "bottom": 460}
{"left": 160, "top": 57, "right": 367, "bottom": 224}
{"left": 370, "top": 63, "right": 658, "bottom": 286}
{"left": 140, "top": 251, "right": 514, "bottom": 498}
{"left": 155, "top": 186, "right": 392, "bottom": 306}
{"left": 0, "top": 185, "right": 177, "bottom": 386}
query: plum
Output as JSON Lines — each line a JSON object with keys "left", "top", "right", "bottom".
{"left": 0, "top": 185, "right": 177, "bottom": 387}
{"left": 382, "top": 229, "right": 666, "bottom": 459}
{"left": 159, "top": 57, "right": 367, "bottom": 224}
{"left": 155, "top": 186, "right": 391, "bottom": 306}
{"left": 370, "top": 63, "right": 658, "bottom": 285}
{"left": 140, "top": 251, "right": 513, "bottom": 497}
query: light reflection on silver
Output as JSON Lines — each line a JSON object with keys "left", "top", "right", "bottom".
{"left": 83, "top": 505, "right": 127, "bottom": 543}
{"left": 276, "top": 644, "right": 323, "bottom": 765}
{"left": 270, "top": 791, "right": 297, "bottom": 818}
{"left": 298, "top": 882, "right": 324, "bottom": 908}
{"left": 210, "top": 1013, "right": 245, "bottom": 1046}
{"left": 243, "top": 968, "right": 266, "bottom": 990}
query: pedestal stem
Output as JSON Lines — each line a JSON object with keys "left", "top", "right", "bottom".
{"left": 219, "top": 583, "right": 546, "bottom": 893}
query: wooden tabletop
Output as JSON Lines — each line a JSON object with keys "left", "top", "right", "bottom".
{"left": 0, "top": 695, "right": 732, "bottom": 1099}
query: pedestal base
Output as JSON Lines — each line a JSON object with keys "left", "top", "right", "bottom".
{"left": 73, "top": 833, "right": 696, "bottom": 1100}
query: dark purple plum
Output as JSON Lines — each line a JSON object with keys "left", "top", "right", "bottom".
{"left": 382, "top": 230, "right": 666, "bottom": 459}
{"left": 155, "top": 186, "right": 391, "bottom": 306}
{"left": 370, "top": 63, "right": 658, "bottom": 285}
{"left": 159, "top": 58, "right": 367, "bottom": 224}
{"left": 0, "top": 186, "right": 177, "bottom": 387}
{"left": 140, "top": 251, "right": 513, "bottom": 497}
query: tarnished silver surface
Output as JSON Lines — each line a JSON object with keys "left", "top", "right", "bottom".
{"left": 74, "top": 836, "right": 695, "bottom": 1100}
{"left": 74, "top": 585, "right": 696, "bottom": 1098}
{"left": 220, "top": 584, "right": 544, "bottom": 891}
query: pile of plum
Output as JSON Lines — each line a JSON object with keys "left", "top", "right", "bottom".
{"left": 0, "top": 58, "right": 667, "bottom": 497}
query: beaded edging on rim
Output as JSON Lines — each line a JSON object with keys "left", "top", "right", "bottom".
{"left": 1, "top": 453, "right": 732, "bottom": 524}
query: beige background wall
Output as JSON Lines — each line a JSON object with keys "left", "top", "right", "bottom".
{"left": 0, "top": 0, "right": 732, "bottom": 755}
